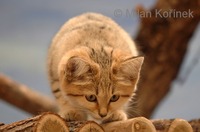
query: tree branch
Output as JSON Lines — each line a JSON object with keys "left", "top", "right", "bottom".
{"left": 133, "top": 0, "right": 200, "bottom": 118}
{"left": 152, "top": 119, "right": 194, "bottom": 132}
{"left": 0, "top": 74, "right": 57, "bottom": 115}
{"left": 0, "top": 113, "right": 198, "bottom": 132}
{"left": 0, "top": 112, "right": 69, "bottom": 132}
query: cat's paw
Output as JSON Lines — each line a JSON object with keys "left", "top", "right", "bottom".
{"left": 59, "top": 110, "right": 87, "bottom": 121}
{"left": 102, "top": 110, "right": 127, "bottom": 123}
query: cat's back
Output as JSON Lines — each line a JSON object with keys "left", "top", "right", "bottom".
{"left": 50, "top": 13, "right": 138, "bottom": 55}
{"left": 47, "top": 13, "right": 138, "bottom": 81}
{"left": 52, "top": 13, "right": 124, "bottom": 45}
{"left": 52, "top": 13, "right": 117, "bottom": 44}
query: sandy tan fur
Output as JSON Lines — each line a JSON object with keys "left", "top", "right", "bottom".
{"left": 47, "top": 13, "right": 143, "bottom": 123}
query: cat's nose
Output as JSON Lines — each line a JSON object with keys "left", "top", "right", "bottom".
{"left": 99, "top": 113, "right": 107, "bottom": 118}
{"left": 99, "top": 108, "right": 107, "bottom": 118}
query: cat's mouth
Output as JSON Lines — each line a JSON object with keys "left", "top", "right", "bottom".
{"left": 87, "top": 114, "right": 111, "bottom": 124}
{"left": 90, "top": 113, "right": 104, "bottom": 120}
{"left": 87, "top": 111, "right": 110, "bottom": 121}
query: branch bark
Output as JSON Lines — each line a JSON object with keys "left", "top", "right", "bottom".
{"left": 133, "top": 0, "right": 200, "bottom": 118}
{"left": 67, "top": 121, "right": 104, "bottom": 132}
{"left": 102, "top": 117, "right": 156, "bottom": 132}
{"left": 189, "top": 119, "right": 200, "bottom": 132}
{"left": 0, "top": 112, "right": 69, "bottom": 132}
{"left": 0, "top": 113, "right": 198, "bottom": 132}
{"left": 0, "top": 74, "right": 57, "bottom": 115}
{"left": 152, "top": 119, "right": 194, "bottom": 132}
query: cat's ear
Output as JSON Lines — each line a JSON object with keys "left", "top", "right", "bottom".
{"left": 64, "top": 57, "right": 98, "bottom": 85}
{"left": 112, "top": 56, "right": 144, "bottom": 86}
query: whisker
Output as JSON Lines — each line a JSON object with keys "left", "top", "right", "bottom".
{"left": 126, "top": 95, "right": 142, "bottom": 118}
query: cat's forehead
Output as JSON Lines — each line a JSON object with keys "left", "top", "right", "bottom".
{"left": 96, "top": 77, "right": 113, "bottom": 93}
{"left": 88, "top": 46, "right": 113, "bottom": 67}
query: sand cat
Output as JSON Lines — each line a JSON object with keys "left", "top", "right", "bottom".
{"left": 47, "top": 13, "right": 143, "bottom": 124}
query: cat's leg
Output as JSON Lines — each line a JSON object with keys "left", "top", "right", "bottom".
{"left": 57, "top": 97, "right": 87, "bottom": 121}
{"left": 102, "top": 110, "right": 127, "bottom": 123}
{"left": 51, "top": 81, "right": 87, "bottom": 121}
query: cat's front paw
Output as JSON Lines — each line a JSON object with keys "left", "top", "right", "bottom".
{"left": 59, "top": 110, "right": 87, "bottom": 121}
{"left": 102, "top": 110, "right": 127, "bottom": 123}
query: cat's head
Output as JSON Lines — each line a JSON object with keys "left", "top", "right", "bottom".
{"left": 58, "top": 47, "right": 144, "bottom": 121}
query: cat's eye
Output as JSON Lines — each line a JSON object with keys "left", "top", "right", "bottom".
{"left": 85, "top": 94, "right": 97, "bottom": 102}
{"left": 110, "top": 95, "right": 120, "bottom": 102}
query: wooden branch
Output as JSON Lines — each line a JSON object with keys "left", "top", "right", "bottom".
{"left": 152, "top": 119, "right": 193, "bottom": 132}
{"left": 1, "top": 113, "right": 198, "bottom": 132}
{"left": 0, "top": 112, "right": 69, "bottom": 132}
{"left": 189, "top": 119, "right": 200, "bottom": 132}
{"left": 0, "top": 113, "right": 104, "bottom": 132}
{"left": 67, "top": 121, "right": 104, "bottom": 132}
{"left": 0, "top": 123, "right": 4, "bottom": 126}
{"left": 102, "top": 117, "right": 156, "bottom": 132}
{"left": 133, "top": 0, "right": 200, "bottom": 118}
{"left": 0, "top": 74, "right": 57, "bottom": 115}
